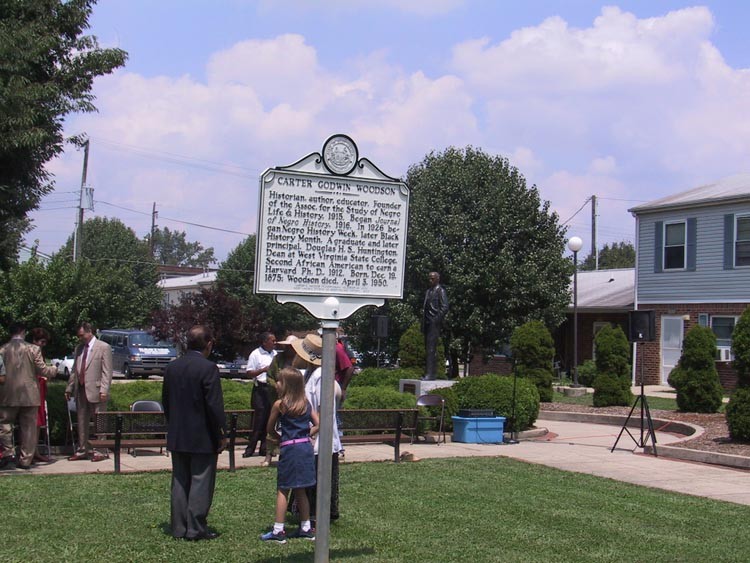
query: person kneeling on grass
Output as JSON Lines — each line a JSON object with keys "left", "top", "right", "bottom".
{"left": 261, "top": 367, "right": 319, "bottom": 544}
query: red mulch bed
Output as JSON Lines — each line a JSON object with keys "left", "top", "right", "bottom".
{"left": 541, "top": 402, "right": 750, "bottom": 458}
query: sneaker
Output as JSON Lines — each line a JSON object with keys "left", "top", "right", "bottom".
{"left": 292, "top": 527, "right": 315, "bottom": 541}
{"left": 260, "top": 530, "right": 287, "bottom": 544}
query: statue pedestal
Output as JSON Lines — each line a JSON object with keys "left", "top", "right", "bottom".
{"left": 399, "top": 379, "right": 456, "bottom": 396}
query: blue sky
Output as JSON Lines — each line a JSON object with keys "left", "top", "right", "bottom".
{"left": 29, "top": 1, "right": 750, "bottom": 262}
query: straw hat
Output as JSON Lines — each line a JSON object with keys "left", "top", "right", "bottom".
{"left": 291, "top": 334, "right": 323, "bottom": 366}
{"left": 276, "top": 334, "right": 299, "bottom": 345}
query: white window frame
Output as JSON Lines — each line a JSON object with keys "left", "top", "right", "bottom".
{"left": 735, "top": 214, "right": 750, "bottom": 268}
{"left": 710, "top": 315, "right": 739, "bottom": 362}
{"left": 663, "top": 220, "right": 687, "bottom": 271}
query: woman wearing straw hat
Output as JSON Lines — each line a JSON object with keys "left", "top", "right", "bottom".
{"left": 290, "top": 334, "right": 342, "bottom": 522}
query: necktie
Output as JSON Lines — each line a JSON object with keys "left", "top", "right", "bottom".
{"left": 78, "top": 345, "right": 88, "bottom": 385}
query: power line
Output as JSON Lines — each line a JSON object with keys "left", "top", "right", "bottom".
{"left": 96, "top": 200, "right": 253, "bottom": 236}
{"left": 92, "top": 136, "right": 262, "bottom": 178}
{"left": 561, "top": 197, "right": 592, "bottom": 226}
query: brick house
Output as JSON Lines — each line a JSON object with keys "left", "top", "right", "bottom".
{"left": 469, "top": 268, "right": 634, "bottom": 377}
{"left": 629, "top": 174, "right": 750, "bottom": 389}
{"left": 556, "top": 268, "right": 634, "bottom": 377}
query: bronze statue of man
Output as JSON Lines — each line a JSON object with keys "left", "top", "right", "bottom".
{"left": 421, "top": 272, "right": 449, "bottom": 381}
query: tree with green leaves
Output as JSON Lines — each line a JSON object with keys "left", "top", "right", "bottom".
{"left": 403, "top": 147, "right": 571, "bottom": 374}
{"left": 147, "top": 226, "right": 216, "bottom": 268}
{"left": 0, "top": 217, "right": 160, "bottom": 356}
{"left": 580, "top": 241, "right": 635, "bottom": 271}
{"left": 217, "top": 235, "right": 316, "bottom": 338}
{"left": 151, "top": 284, "right": 259, "bottom": 359}
{"left": 0, "top": 0, "right": 127, "bottom": 269}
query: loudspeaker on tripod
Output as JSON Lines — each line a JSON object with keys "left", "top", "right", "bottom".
{"left": 371, "top": 315, "right": 388, "bottom": 339}
{"left": 628, "top": 310, "right": 655, "bottom": 342}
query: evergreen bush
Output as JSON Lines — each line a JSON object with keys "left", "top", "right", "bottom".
{"left": 452, "top": 374, "right": 539, "bottom": 431}
{"left": 350, "top": 368, "right": 407, "bottom": 390}
{"left": 398, "top": 322, "right": 445, "bottom": 377}
{"left": 576, "top": 359, "right": 598, "bottom": 387}
{"left": 732, "top": 307, "right": 750, "bottom": 388}
{"left": 592, "top": 374, "right": 632, "bottom": 407}
{"left": 668, "top": 326, "right": 723, "bottom": 413}
{"left": 510, "top": 320, "right": 554, "bottom": 402}
{"left": 342, "top": 386, "right": 417, "bottom": 409}
{"left": 726, "top": 388, "right": 750, "bottom": 442}
{"left": 516, "top": 366, "right": 553, "bottom": 402}
{"left": 591, "top": 325, "right": 633, "bottom": 406}
{"left": 594, "top": 325, "right": 630, "bottom": 377}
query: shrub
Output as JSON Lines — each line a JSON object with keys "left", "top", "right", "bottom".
{"left": 220, "top": 380, "right": 253, "bottom": 410}
{"left": 592, "top": 374, "right": 633, "bottom": 407}
{"left": 726, "top": 388, "right": 750, "bottom": 441}
{"left": 109, "top": 381, "right": 164, "bottom": 410}
{"left": 576, "top": 359, "right": 598, "bottom": 387}
{"left": 398, "top": 322, "right": 445, "bottom": 377}
{"left": 669, "top": 326, "right": 723, "bottom": 413}
{"left": 517, "top": 366, "right": 553, "bottom": 402}
{"left": 732, "top": 307, "right": 750, "bottom": 388}
{"left": 510, "top": 321, "right": 555, "bottom": 402}
{"left": 342, "top": 386, "right": 416, "bottom": 409}
{"left": 452, "top": 374, "right": 539, "bottom": 432}
{"left": 592, "top": 325, "right": 633, "bottom": 407}
{"left": 594, "top": 325, "right": 630, "bottom": 378}
{"left": 46, "top": 382, "right": 69, "bottom": 446}
{"left": 350, "top": 368, "right": 407, "bottom": 390}
{"left": 510, "top": 320, "right": 554, "bottom": 368}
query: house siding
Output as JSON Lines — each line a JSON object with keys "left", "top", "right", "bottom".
{"left": 635, "top": 303, "right": 747, "bottom": 389}
{"left": 637, "top": 202, "right": 750, "bottom": 303}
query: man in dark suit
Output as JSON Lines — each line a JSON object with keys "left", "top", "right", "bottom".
{"left": 64, "top": 322, "right": 113, "bottom": 461}
{"left": 422, "top": 271, "right": 449, "bottom": 380}
{"left": 162, "top": 325, "right": 227, "bottom": 541}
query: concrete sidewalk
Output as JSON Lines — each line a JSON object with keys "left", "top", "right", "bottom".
{"left": 3, "top": 417, "right": 749, "bottom": 507}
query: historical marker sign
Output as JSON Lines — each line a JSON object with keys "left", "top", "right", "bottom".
{"left": 255, "top": 135, "right": 409, "bottom": 301}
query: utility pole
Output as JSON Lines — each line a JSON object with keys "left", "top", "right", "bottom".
{"left": 591, "top": 194, "right": 598, "bottom": 270}
{"left": 150, "top": 202, "right": 158, "bottom": 257}
{"left": 73, "top": 139, "right": 90, "bottom": 262}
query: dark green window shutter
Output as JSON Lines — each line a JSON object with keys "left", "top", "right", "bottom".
{"left": 686, "top": 217, "right": 697, "bottom": 271}
{"left": 724, "top": 214, "right": 735, "bottom": 270}
{"left": 654, "top": 221, "right": 663, "bottom": 273}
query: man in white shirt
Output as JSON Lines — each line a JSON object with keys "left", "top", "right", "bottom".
{"left": 243, "top": 332, "right": 277, "bottom": 458}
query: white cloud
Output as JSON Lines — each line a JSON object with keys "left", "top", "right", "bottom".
{"left": 31, "top": 7, "right": 750, "bottom": 260}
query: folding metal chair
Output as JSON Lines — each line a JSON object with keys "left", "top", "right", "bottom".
{"left": 413, "top": 394, "right": 446, "bottom": 445}
{"left": 129, "top": 400, "right": 166, "bottom": 456}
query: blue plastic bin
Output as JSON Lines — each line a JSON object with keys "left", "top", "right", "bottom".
{"left": 451, "top": 416, "right": 505, "bottom": 444}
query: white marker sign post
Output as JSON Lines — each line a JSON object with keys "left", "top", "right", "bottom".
{"left": 255, "top": 135, "right": 408, "bottom": 562}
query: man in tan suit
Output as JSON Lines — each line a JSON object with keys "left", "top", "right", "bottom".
{"left": 64, "top": 322, "right": 113, "bottom": 462}
{"left": 0, "top": 322, "right": 57, "bottom": 469}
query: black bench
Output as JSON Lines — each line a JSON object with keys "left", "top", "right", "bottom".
{"left": 92, "top": 409, "right": 254, "bottom": 473}
{"left": 338, "top": 408, "right": 419, "bottom": 462}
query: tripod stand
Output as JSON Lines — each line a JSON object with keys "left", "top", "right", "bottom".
{"left": 611, "top": 341, "right": 657, "bottom": 455}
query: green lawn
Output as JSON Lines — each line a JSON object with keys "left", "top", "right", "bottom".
{"left": 552, "top": 390, "right": 679, "bottom": 411}
{"left": 2, "top": 458, "right": 748, "bottom": 562}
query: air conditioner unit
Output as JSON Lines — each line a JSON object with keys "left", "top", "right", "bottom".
{"left": 717, "top": 347, "right": 734, "bottom": 362}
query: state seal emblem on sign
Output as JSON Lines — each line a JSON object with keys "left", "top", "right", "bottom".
{"left": 322, "top": 135, "right": 358, "bottom": 176}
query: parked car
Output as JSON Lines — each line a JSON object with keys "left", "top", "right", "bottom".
{"left": 214, "top": 355, "right": 248, "bottom": 378}
{"left": 99, "top": 329, "right": 178, "bottom": 378}
{"left": 52, "top": 356, "right": 75, "bottom": 380}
